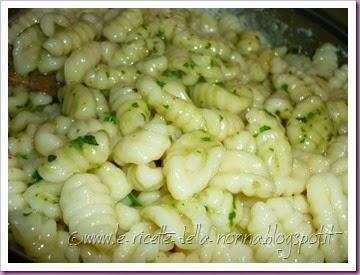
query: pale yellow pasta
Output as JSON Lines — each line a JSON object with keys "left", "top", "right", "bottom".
{"left": 137, "top": 75, "right": 206, "bottom": 132}
{"left": 8, "top": 8, "right": 348, "bottom": 264}
{"left": 190, "top": 82, "right": 251, "bottom": 114}
{"left": 60, "top": 173, "right": 118, "bottom": 239}
{"left": 12, "top": 25, "right": 45, "bottom": 75}
{"left": 103, "top": 9, "right": 143, "bottom": 43}
{"left": 43, "top": 20, "right": 98, "bottom": 56}
{"left": 95, "top": 161, "right": 132, "bottom": 201}
{"left": 109, "top": 84, "right": 150, "bottom": 135}
{"left": 307, "top": 173, "right": 347, "bottom": 262}
{"left": 113, "top": 116, "right": 171, "bottom": 165}
{"left": 38, "top": 130, "right": 111, "bottom": 183}
{"left": 84, "top": 64, "right": 138, "bottom": 90}
{"left": 163, "top": 131, "right": 224, "bottom": 200}
{"left": 64, "top": 42, "right": 102, "bottom": 83}
{"left": 287, "top": 95, "right": 335, "bottom": 153}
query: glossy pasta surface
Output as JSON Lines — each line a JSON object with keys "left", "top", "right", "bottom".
{"left": 8, "top": 8, "right": 348, "bottom": 263}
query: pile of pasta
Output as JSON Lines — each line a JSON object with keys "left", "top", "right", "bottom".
{"left": 8, "top": 8, "right": 348, "bottom": 263}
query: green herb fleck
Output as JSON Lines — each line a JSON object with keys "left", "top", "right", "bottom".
{"left": 281, "top": 84, "right": 289, "bottom": 93}
{"left": 296, "top": 112, "right": 316, "bottom": 123}
{"left": 201, "top": 137, "right": 211, "bottom": 142}
{"left": 162, "top": 70, "right": 180, "bottom": 78}
{"left": 104, "top": 112, "right": 117, "bottom": 124}
{"left": 132, "top": 102, "right": 139, "bottom": 108}
{"left": 156, "top": 80, "right": 166, "bottom": 88}
{"left": 127, "top": 192, "right": 143, "bottom": 207}
{"left": 215, "top": 81, "right": 225, "bottom": 87}
{"left": 20, "top": 154, "right": 28, "bottom": 160}
{"left": 31, "top": 170, "right": 42, "bottom": 184}
{"left": 163, "top": 104, "right": 169, "bottom": 109}
{"left": 228, "top": 211, "right": 236, "bottom": 225}
{"left": 210, "top": 59, "right": 216, "bottom": 67}
{"left": 265, "top": 109, "right": 276, "bottom": 118}
{"left": 105, "top": 71, "right": 110, "bottom": 78}
{"left": 184, "top": 62, "right": 195, "bottom": 70}
{"left": 219, "top": 115, "right": 224, "bottom": 121}
{"left": 48, "top": 155, "right": 57, "bottom": 162}
{"left": 269, "top": 147, "right": 274, "bottom": 152}
{"left": 169, "top": 135, "right": 173, "bottom": 142}
{"left": 141, "top": 113, "right": 146, "bottom": 120}
{"left": 156, "top": 30, "right": 165, "bottom": 40}
{"left": 253, "top": 125, "right": 271, "bottom": 137}
{"left": 204, "top": 205, "right": 209, "bottom": 212}
{"left": 205, "top": 42, "right": 211, "bottom": 49}
{"left": 70, "top": 135, "right": 98, "bottom": 150}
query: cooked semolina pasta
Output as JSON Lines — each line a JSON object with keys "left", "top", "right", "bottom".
{"left": 8, "top": 8, "right": 348, "bottom": 263}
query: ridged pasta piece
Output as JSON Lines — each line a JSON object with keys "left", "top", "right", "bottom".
{"left": 38, "top": 51, "right": 67, "bottom": 75}
{"left": 113, "top": 116, "right": 171, "bottom": 165}
{"left": 223, "top": 131, "right": 257, "bottom": 153}
{"left": 142, "top": 200, "right": 211, "bottom": 250}
{"left": 163, "top": 131, "right": 224, "bottom": 200}
{"left": 201, "top": 109, "right": 244, "bottom": 141}
{"left": 9, "top": 124, "right": 38, "bottom": 156}
{"left": 12, "top": 25, "right": 45, "bottom": 75}
{"left": 34, "top": 122, "right": 67, "bottom": 156}
{"left": 307, "top": 173, "right": 347, "bottom": 262}
{"left": 326, "top": 99, "right": 348, "bottom": 134}
{"left": 95, "top": 161, "right": 132, "bottom": 201}
{"left": 198, "top": 186, "right": 248, "bottom": 233}
{"left": 64, "top": 42, "right": 102, "bottom": 83}
{"left": 43, "top": 20, "right": 98, "bottom": 56}
{"left": 127, "top": 162, "right": 164, "bottom": 191}
{"left": 111, "top": 39, "right": 149, "bottom": 67}
{"left": 9, "top": 211, "right": 80, "bottom": 262}
{"left": 8, "top": 156, "right": 28, "bottom": 212}
{"left": 23, "top": 181, "right": 62, "bottom": 220}
{"left": 112, "top": 222, "right": 159, "bottom": 262}
{"left": 60, "top": 173, "right": 118, "bottom": 240}
{"left": 136, "top": 55, "right": 168, "bottom": 77}
{"left": 248, "top": 197, "right": 324, "bottom": 262}
{"left": 9, "top": 9, "right": 48, "bottom": 44}
{"left": 58, "top": 84, "right": 109, "bottom": 120}
{"left": 237, "top": 30, "right": 261, "bottom": 56}
{"left": 246, "top": 108, "right": 292, "bottom": 177}
{"left": 264, "top": 90, "right": 294, "bottom": 120}
{"left": 103, "top": 9, "right": 143, "bottom": 42}
{"left": 197, "top": 228, "right": 255, "bottom": 263}
{"left": 190, "top": 83, "right": 251, "bottom": 114}
{"left": 109, "top": 85, "right": 150, "bottom": 135}
{"left": 312, "top": 43, "right": 338, "bottom": 79}
{"left": 210, "top": 171, "right": 274, "bottom": 198}
{"left": 115, "top": 203, "right": 141, "bottom": 231}
{"left": 272, "top": 73, "right": 311, "bottom": 103}
{"left": 287, "top": 95, "right": 335, "bottom": 153}
{"left": 40, "top": 12, "right": 71, "bottom": 37}
{"left": 84, "top": 64, "right": 138, "bottom": 90}
{"left": 38, "top": 130, "right": 111, "bottom": 183}
{"left": 137, "top": 76, "right": 206, "bottom": 132}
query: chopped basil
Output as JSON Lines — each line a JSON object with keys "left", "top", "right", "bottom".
{"left": 296, "top": 112, "right": 316, "bottom": 123}
{"left": 31, "top": 170, "right": 43, "bottom": 184}
{"left": 183, "top": 62, "right": 195, "bottom": 70}
{"left": 19, "top": 154, "right": 28, "bottom": 160}
{"left": 47, "top": 155, "right": 57, "bottom": 162}
{"left": 70, "top": 135, "right": 98, "bottom": 150}
{"left": 265, "top": 109, "right": 276, "bottom": 118}
{"left": 228, "top": 211, "right": 236, "bottom": 225}
{"left": 140, "top": 113, "right": 146, "bottom": 120}
{"left": 201, "top": 137, "right": 211, "bottom": 142}
{"left": 104, "top": 112, "right": 117, "bottom": 124}
{"left": 162, "top": 70, "right": 180, "bottom": 78}
{"left": 162, "top": 104, "right": 169, "bottom": 109}
{"left": 132, "top": 102, "right": 139, "bottom": 108}
{"left": 156, "top": 30, "right": 165, "bottom": 40}
{"left": 204, "top": 205, "right": 209, "bottom": 212}
{"left": 210, "top": 59, "right": 216, "bottom": 67}
{"left": 156, "top": 80, "right": 166, "bottom": 88}
{"left": 105, "top": 71, "right": 110, "bottom": 78}
{"left": 219, "top": 115, "right": 224, "bottom": 121}
{"left": 127, "top": 192, "right": 143, "bottom": 207}
{"left": 253, "top": 125, "right": 271, "bottom": 137}
{"left": 215, "top": 81, "right": 225, "bottom": 87}
{"left": 205, "top": 42, "right": 211, "bottom": 49}
{"left": 281, "top": 84, "right": 289, "bottom": 93}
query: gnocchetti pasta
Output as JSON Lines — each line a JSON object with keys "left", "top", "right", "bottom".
{"left": 8, "top": 8, "right": 348, "bottom": 263}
